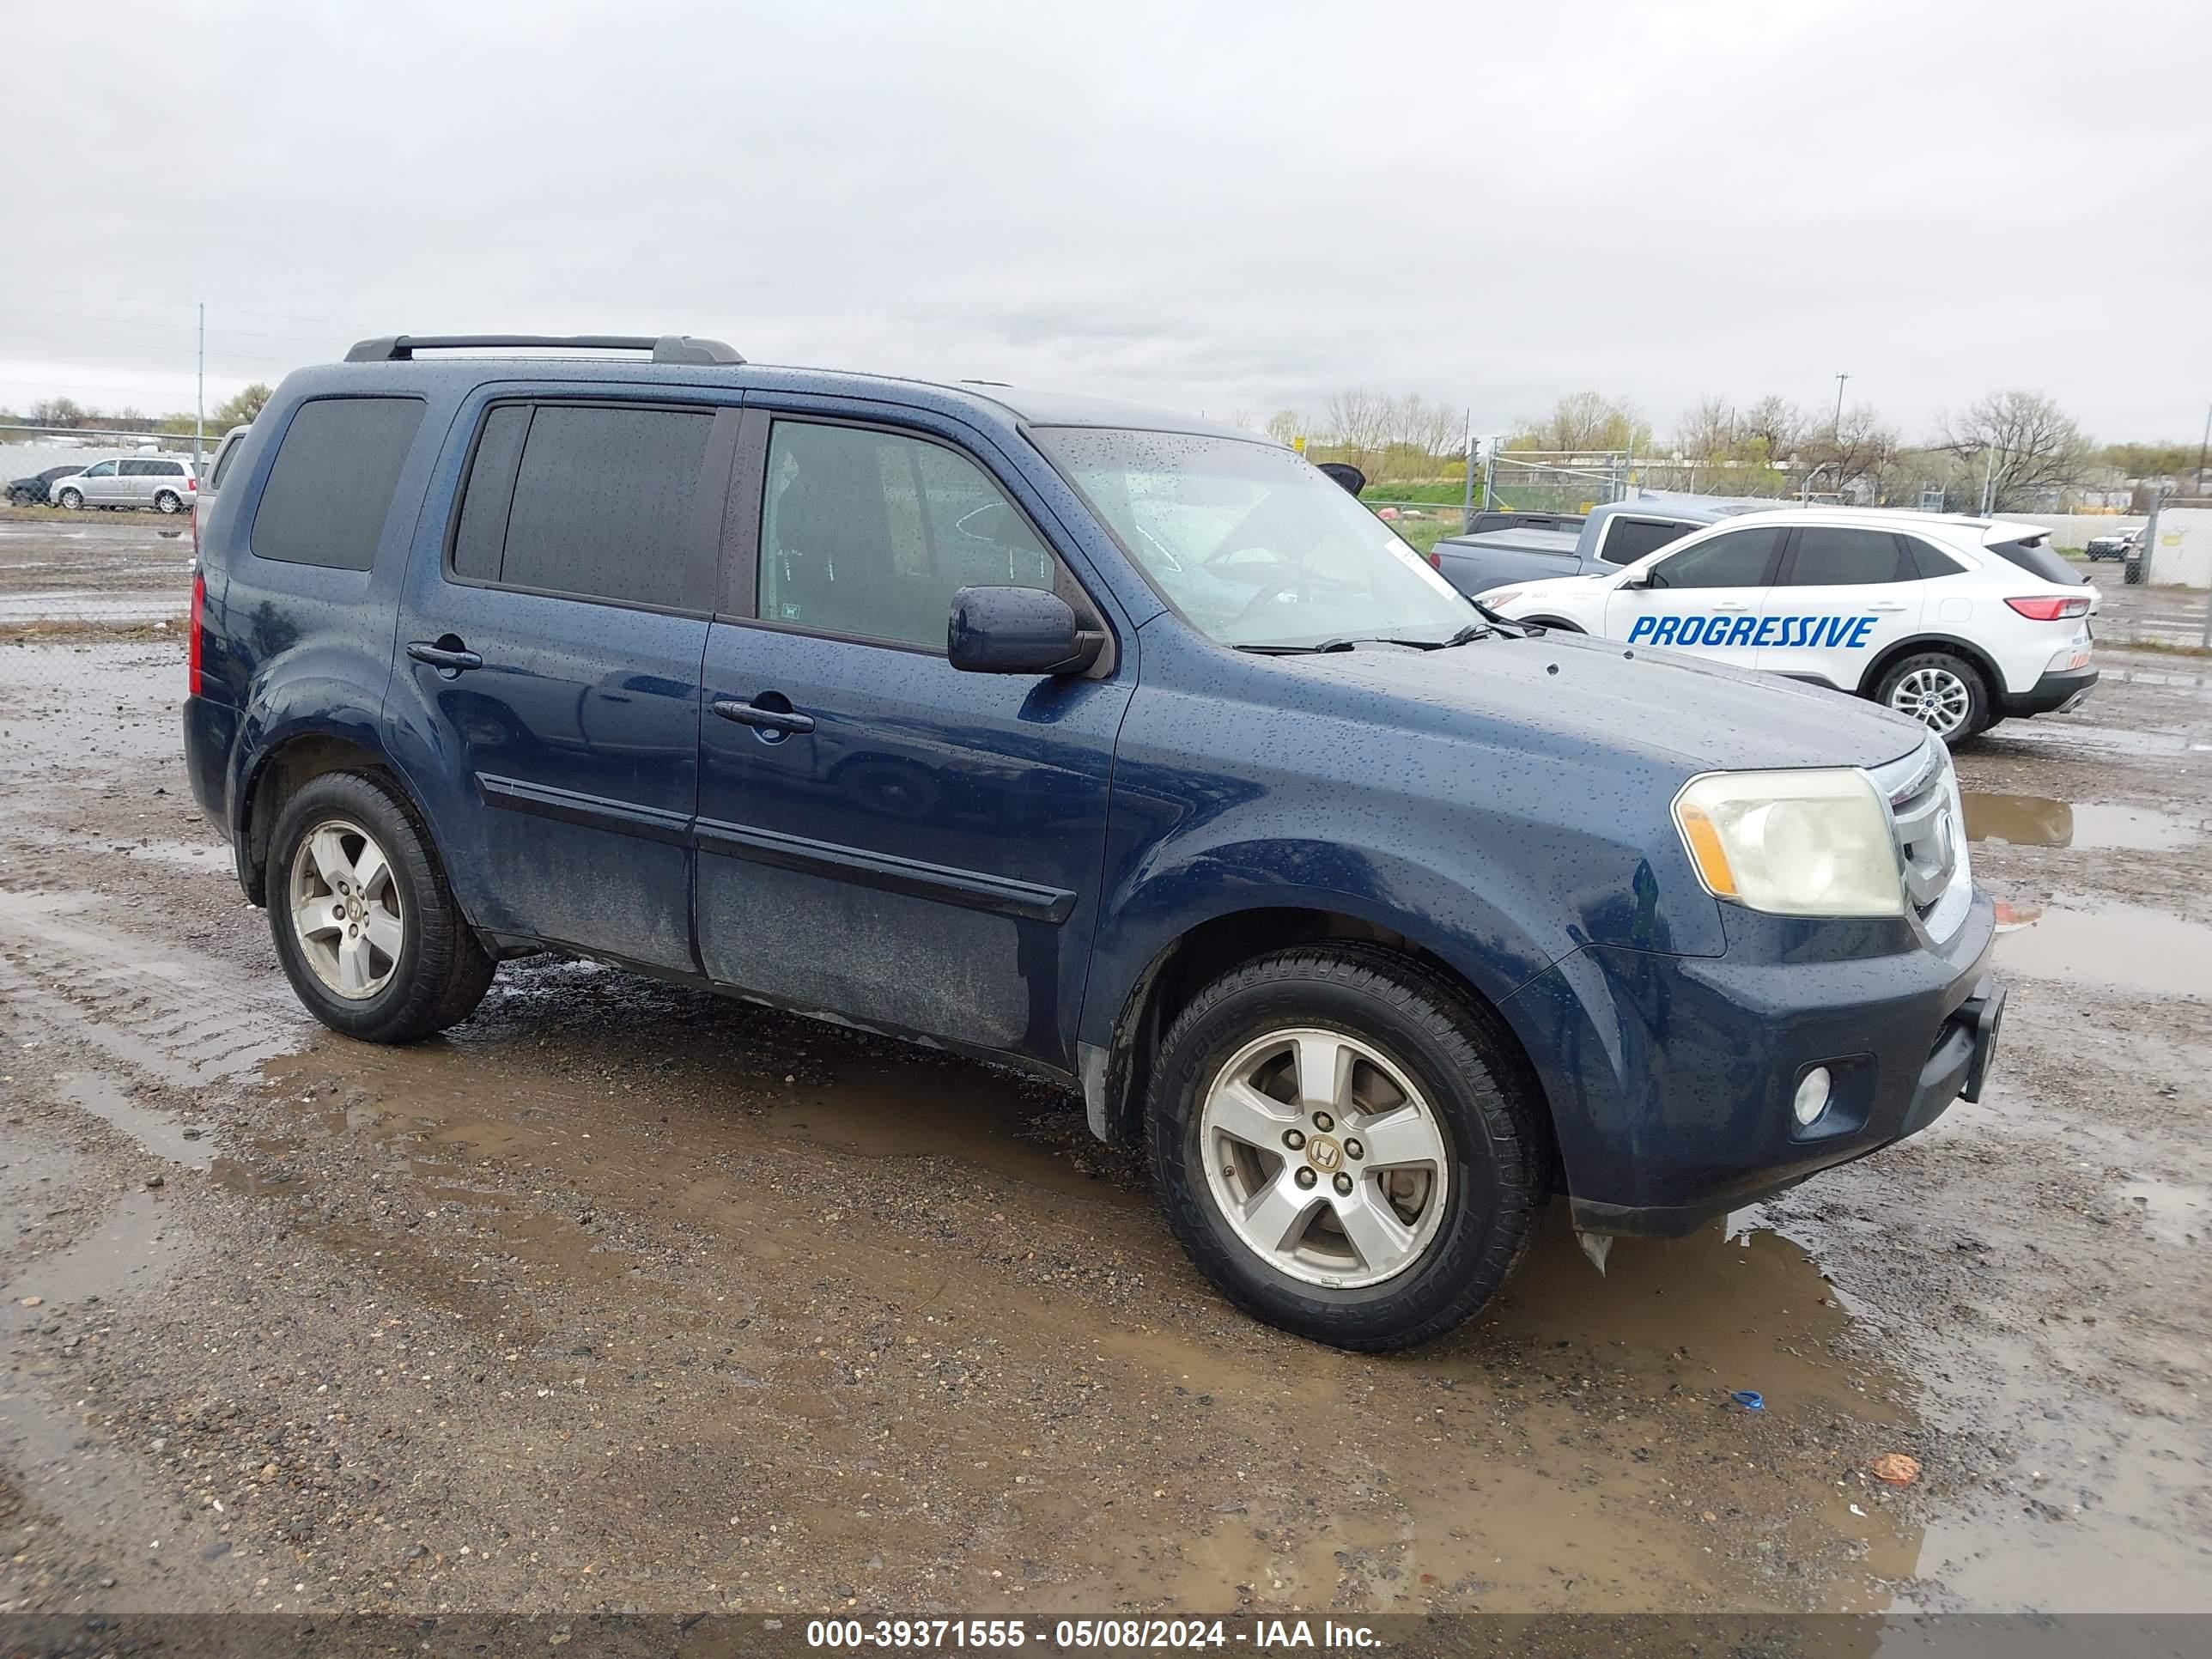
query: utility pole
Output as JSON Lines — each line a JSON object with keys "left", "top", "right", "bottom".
{"left": 1832, "top": 371, "right": 1850, "bottom": 433}
{"left": 1461, "top": 409, "right": 1475, "bottom": 532}
{"left": 1979, "top": 445, "right": 2000, "bottom": 516}
{"left": 195, "top": 302, "right": 205, "bottom": 469}
{"left": 2197, "top": 400, "right": 2209, "bottom": 497}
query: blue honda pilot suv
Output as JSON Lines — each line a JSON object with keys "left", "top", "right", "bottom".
{"left": 182, "top": 334, "right": 2004, "bottom": 1350}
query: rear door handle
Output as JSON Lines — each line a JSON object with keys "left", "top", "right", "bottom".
{"left": 406, "top": 640, "right": 483, "bottom": 672}
{"left": 714, "top": 697, "right": 816, "bottom": 735}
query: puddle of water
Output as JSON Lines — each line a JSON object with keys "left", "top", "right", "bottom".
{"left": 1962, "top": 793, "right": 2198, "bottom": 852}
{"left": 1993, "top": 902, "right": 2212, "bottom": 996}
{"left": 1989, "top": 722, "right": 2212, "bottom": 757}
{"left": 1480, "top": 1206, "right": 1907, "bottom": 1424}
{"left": 760, "top": 1056, "right": 1141, "bottom": 1205}
{"left": 55, "top": 1069, "right": 211, "bottom": 1169}
{"left": 2115, "top": 1176, "right": 2206, "bottom": 1248}
{"left": 122, "top": 839, "right": 232, "bottom": 873}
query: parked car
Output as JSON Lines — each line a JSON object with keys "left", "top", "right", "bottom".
{"left": 183, "top": 332, "right": 2002, "bottom": 1351}
{"left": 193, "top": 424, "right": 252, "bottom": 558}
{"left": 2083, "top": 526, "right": 2142, "bottom": 562}
{"left": 53, "top": 453, "right": 198, "bottom": 513}
{"left": 6, "top": 462, "right": 95, "bottom": 507}
{"left": 1486, "top": 508, "right": 2098, "bottom": 745}
{"left": 1429, "top": 496, "right": 1744, "bottom": 599}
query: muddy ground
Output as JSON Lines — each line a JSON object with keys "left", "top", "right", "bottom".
{"left": 0, "top": 526, "right": 2207, "bottom": 1620}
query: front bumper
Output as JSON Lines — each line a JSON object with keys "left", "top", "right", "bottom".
{"left": 2002, "top": 663, "right": 2098, "bottom": 717}
{"left": 1504, "top": 891, "right": 2000, "bottom": 1237}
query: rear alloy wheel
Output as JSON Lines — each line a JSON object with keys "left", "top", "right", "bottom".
{"left": 1149, "top": 945, "right": 1546, "bottom": 1351}
{"left": 57, "top": 488, "right": 83, "bottom": 510}
{"left": 1876, "top": 652, "right": 1988, "bottom": 744}
{"left": 267, "top": 770, "right": 495, "bottom": 1042}
{"left": 154, "top": 489, "right": 183, "bottom": 514}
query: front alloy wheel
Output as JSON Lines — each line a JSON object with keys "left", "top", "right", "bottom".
{"left": 1149, "top": 945, "right": 1547, "bottom": 1351}
{"left": 1200, "top": 1028, "right": 1449, "bottom": 1288}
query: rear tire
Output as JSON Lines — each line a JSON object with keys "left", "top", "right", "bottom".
{"left": 266, "top": 770, "right": 494, "bottom": 1042}
{"left": 1147, "top": 945, "right": 1546, "bottom": 1352}
{"left": 154, "top": 489, "right": 183, "bottom": 514}
{"left": 1875, "top": 651, "right": 1989, "bottom": 746}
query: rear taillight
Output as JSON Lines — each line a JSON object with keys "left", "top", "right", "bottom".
{"left": 1427, "top": 550, "right": 1441, "bottom": 568}
{"left": 2006, "top": 596, "right": 2092, "bottom": 621}
{"left": 188, "top": 572, "right": 205, "bottom": 697}
{"left": 185, "top": 474, "right": 197, "bottom": 490}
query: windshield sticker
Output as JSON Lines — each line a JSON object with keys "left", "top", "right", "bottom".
{"left": 1627, "top": 614, "right": 1878, "bottom": 649}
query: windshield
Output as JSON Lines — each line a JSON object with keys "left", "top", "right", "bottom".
{"left": 1032, "top": 427, "right": 1478, "bottom": 649}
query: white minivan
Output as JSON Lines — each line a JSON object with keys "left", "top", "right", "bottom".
{"left": 52, "top": 454, "right": 198, "bottom": 514}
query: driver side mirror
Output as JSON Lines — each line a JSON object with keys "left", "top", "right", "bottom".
{"left": 948, "top": 586, "right": 1103, "bottom": 676}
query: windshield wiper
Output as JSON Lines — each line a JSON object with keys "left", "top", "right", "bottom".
{"left": 1234, "top": 638, "right": 1361, "bottom": 655}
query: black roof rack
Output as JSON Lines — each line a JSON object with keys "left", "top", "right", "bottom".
{"left": 343, "top": 334, "right": 744, "bottom": 367}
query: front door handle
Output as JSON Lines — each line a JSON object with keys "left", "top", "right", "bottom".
{"left": 714, "top": 697, "right": 816, "bottom": 736}
{"left": 407, "top": 639, "right": 483, "bottom": 672}
{"left": 1869, "top": 603, "right": 1910, "bottom": 613}
{"left": 1710, "top": 602, "right": 1752, "bottom": 612}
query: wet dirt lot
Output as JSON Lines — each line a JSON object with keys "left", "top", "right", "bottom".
{"left": 1, "top": 623, "right": 2208, "bottom": 1620}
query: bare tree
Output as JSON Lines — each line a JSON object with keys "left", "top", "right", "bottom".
{"left": 1509, "top": 392, "right": 1652, "bottom": 454}
{"left": 1322, "top": 388, "right": 1394, "bottom": 476}
{"left": 1263, "top": 409, "right": 1306, "bottom": 447}
{"left": 1670, "top": 396, "right": 1740, "bottom": 461}
{"left": 1939, "top": 391, "right": 2095, "bottom": 512}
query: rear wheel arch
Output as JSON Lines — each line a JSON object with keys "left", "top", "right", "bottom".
{"left": 240, "top": 732, "right": 438, "bottom": 907}
{"left": 1858, "top": 632, "right": 2005, "bottom": 701}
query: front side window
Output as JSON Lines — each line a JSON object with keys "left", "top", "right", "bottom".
{"left": 759, "top": 419, "right": 1057, "bottom": 650}
{"left": 252, "top": 397, "right": 427, "bottom": 570}
{"left": 82, "top": 461, "right": 118, "bottom": 477}
{"left": 1032, "top": 427, "right": 1473, "bottom": 649}
{"left": 1645, "top": 526, "right": 1785, "bottom": 590}
{"left": 1785, "top": 526, "right": 1911, "bottom": 586}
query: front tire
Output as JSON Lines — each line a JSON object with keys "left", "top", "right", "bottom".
{"left": 1148, "top": 945, "right": 1546, "bottom": 1351}
{"left": 1875, "top": 651, "right": 1989, "bottom": 745}
{"left": 57, "top": 488, "right": 83, "bottom": 510}
{"left": 266, "top": 770, "right": 494, "bottom": 1042}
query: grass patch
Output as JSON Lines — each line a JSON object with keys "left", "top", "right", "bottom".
{"left": 0, "top": 619, "right": 183, "bottom": 646}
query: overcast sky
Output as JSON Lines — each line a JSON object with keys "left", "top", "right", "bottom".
{"left": 7, "top": 0, "right": 2207, "bottom": 444}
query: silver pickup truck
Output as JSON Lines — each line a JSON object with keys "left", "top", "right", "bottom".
{"left": 1432, "top": 496, "right": 1747, "bottom": 599}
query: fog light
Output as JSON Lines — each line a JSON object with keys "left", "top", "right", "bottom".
{"left": 1793, "top": 1066, "right": 1832, "bottom": 1127}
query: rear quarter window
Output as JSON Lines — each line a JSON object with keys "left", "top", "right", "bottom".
{"left": 1984, "top": 535, "right": 2084, "bottom": 586}
{"left": 209, "top": 432, "right": 247, "bottom": 490}
{"left": 1599, "top": 516, "right": 1697, "bottom": 565}
{"left": 250, "top": 397, "right": 427, "bottom": 570}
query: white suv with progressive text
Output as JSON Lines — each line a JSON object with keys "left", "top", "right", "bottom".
{"left": 1484, "top": 508, "right": 2097, "bottom": 744}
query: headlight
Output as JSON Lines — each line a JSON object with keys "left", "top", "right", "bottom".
{"left": 1480, "top": 588, "right": 1522, "bottom": 610}
{"left": 1673, "top": 769, "right": 1903, "bottom": 917}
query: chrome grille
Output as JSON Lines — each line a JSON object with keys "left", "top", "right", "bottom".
{"left": 1870, "top": 738, "right": 1972, "bottom": 939}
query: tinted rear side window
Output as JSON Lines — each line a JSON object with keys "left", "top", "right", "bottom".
{"left": 1601, "top": 516, "right": 1695, "bottom": 565}
{"left": 251, "top": 397, "right": 426, "bottom": 569}
{"left": 1783, "top": 526, "right": 1911, "bottom": 586}
{"left": 461, "top": 404, "right": 713, "bottom": 608}
{"left": 1985, "top": 535, "right": 2085, "bottom": 586}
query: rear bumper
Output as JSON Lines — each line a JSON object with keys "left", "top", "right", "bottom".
{"left": 1504, "top": 892, "right": 2000, "bottom": 1237}
{"left": 2001, "top": 664, "right": 2098, "bottom": 717}
{"left": 182, "top": 693, "right": 239, "bottom": 835}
